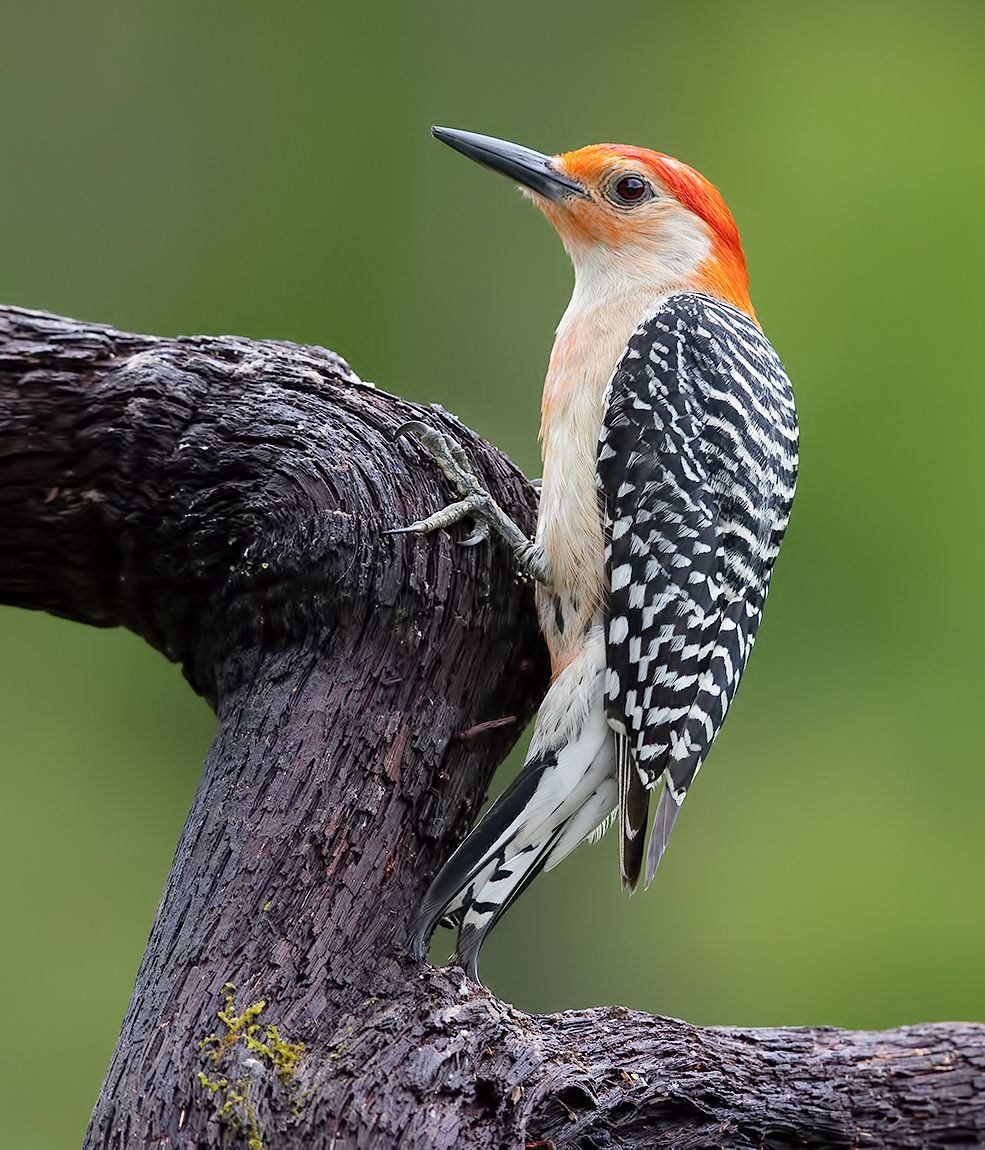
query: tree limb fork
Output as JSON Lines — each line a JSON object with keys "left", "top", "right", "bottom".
{"left": 1, "top": 304, "right": 982, "bottom": 1149}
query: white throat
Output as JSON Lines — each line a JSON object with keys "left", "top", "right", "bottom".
{"left": 563, "top": 208, "right": 712, "bottom": 303}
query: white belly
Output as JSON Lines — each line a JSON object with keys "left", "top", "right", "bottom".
{"left": 537, "top": 281, "right": 661, "bottom": 668}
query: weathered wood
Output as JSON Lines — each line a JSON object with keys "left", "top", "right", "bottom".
{"left": 1, "top": 303, "right": 982, "bottom": 1149}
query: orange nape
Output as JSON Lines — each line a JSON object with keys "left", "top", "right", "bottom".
{"left": 543, "top": 144, "right": 755, "bottom": 322}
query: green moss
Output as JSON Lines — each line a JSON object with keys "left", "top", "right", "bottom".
{"left": 195, "top": 983, "right": 306, "bottom": 1150}
{"left": 197, "top": 1071, "right": 228, "bottom": 1093}
{"left": 391, "top": 605, "right": 407, "bottom": 634}
{"left": 244, "top": 1022, "right": 305, "bottom": 1086}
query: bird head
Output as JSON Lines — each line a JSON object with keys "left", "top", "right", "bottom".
{"left": 432, "top": 127, "right": 753, "bottom": 320}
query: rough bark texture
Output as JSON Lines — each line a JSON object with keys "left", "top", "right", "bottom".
{"left": 1, "top": 303, "right": 982, "bottom": 1150}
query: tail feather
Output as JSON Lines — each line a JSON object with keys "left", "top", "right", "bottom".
{"left": 454, "top": 776, "right": 618, "bottom": 977}
{"left": 544, "top": 779, "right": 618, "bottom": 872}
{"left": 408, "top": 707, "right": 615, "bottom": 978}
{"left": 587, "top": 805, "right": 619, "bottom": 845}
{"left": 454, "top": 829, "right": 564, "bottom": 980}
{"left": 406, "top": 754, "right": 553, "bottom": 961}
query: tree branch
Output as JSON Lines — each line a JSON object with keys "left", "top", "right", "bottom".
{"left": 2, "top": 304, "right": 982, "bottom": 1149}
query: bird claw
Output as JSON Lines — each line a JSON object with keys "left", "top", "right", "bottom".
{"left": 394, "top": 419, "right": 440, "bottom": 448}
{"left": 391, "top": 420, "right": 483, "bottom": 522}
{"left": 390, "top": 418, "right": 552, "bottom": 586}
{"left": 393, "top": 420, "right": 475, "bottom": 492}
{"left": 458, "top": 523, "right": 490, "bottom": 548}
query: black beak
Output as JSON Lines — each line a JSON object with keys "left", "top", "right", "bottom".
{"left": 431, "top": 126, "right": 588, "bottom": 202}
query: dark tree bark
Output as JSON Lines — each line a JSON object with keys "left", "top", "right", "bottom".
{"left": 1, "top": 303, "right": 983, "bottom": 1150}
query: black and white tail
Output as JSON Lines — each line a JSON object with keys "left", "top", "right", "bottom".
{"left": 408, "top": 637, "right": 617, "bottom": 980}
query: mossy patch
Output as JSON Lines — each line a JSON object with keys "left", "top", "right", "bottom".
{"left": 196, "top": 983, "right": 306, "bottom": 1149}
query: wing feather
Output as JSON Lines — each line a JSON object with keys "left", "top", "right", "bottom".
{"left": 598, "top": 293, "right": 797, "bottom": 874}
{"left": 616, "top": 732, "right": 648, "bottom": 891}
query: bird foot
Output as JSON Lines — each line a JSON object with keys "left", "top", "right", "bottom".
{"left": 388, "top": 420, "right": 551, "bottom": 586}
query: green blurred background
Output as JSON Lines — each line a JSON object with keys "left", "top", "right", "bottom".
{"left": 2, "top": 1, "right": 984, "bottom": 1143}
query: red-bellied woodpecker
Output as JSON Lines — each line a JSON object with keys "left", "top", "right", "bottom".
{"left": 398, "top": 128, "right": 798, "bottom": 980}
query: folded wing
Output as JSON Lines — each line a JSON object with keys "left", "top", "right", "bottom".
{"left": 598, "top": 292, "right": 798, "bottom": 886}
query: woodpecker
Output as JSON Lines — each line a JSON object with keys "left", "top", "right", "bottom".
{"left": 398, "top": 127, "right": 798, "bottom": 980}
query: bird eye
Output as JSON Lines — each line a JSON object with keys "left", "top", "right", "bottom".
{"left": 608, "top": 173, "right": 652, "bottom": 207}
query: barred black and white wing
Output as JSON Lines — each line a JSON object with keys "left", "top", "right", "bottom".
{"left": 598, "top": 292, "right": 798, "bottom": 888}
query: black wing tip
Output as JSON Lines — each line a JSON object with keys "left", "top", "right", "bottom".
{"left": 621, "top": 871, "right": 641, "bottom": 896}
{"left": 620, "top": 838, "right": 645, "bottom": 893}
{"left": 617, "top": 735, "right": 649, "bottom": 893}
{"left": 644, "top": 781, "right": 683, "bottom": 889}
